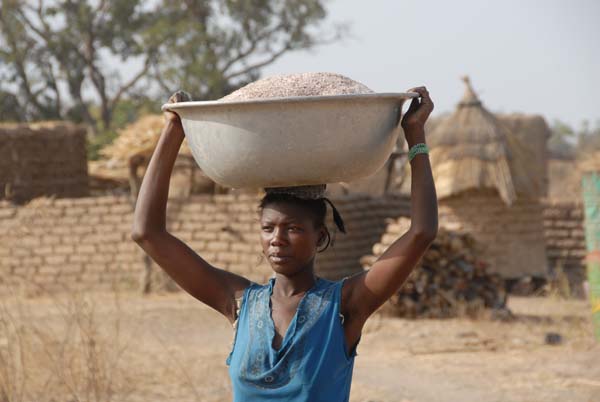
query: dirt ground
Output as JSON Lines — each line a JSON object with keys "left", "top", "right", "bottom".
{"left": 2, "top": 291, "right": 599, "bottom": 402}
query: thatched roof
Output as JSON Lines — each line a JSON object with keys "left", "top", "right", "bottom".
{"left": 410, "top": 77, "right": 545, "bottom": 205}
{"left": 100, "top": 114, "right": 192, "bottom": 163}
{"left": 498, "top": 113, "right": 549, "bottom": 197}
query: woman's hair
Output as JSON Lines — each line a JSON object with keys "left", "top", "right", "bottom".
{"left": 258, "top": 193, "right": 346, "bottom": 253}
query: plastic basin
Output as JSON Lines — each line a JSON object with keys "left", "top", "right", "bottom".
{"left": 161, "top": 93, "right": 417, "bottom": 188}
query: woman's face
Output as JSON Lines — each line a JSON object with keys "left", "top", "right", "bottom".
{"left": 260, "top": 202, "right": 325, "bottom": 276}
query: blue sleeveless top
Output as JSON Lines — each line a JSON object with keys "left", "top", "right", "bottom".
{"left": 226, "top": 277, "right": 358, "bottom": 402}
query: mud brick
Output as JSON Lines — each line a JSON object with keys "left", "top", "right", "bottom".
{"left": 204, "top": 222, "right": 225, "bottom": 232}
{"left": 184, "top": 203, "right": 204, "bottom": 212}
{"left": 232, "top": 243, "right": 254, "bottom": 253}
{"left": 115, "top": 254, "right": 137, "bottom": 263}
{"left": 57, "top": 264, "right": 83, "bottom": 275}
{"left": 102, "top": 214, "right": 125, "bottom": 224}
{"left": 98, "top": 232, "right": 123, "bottom": 243}
{"left": 207, "top": 242, "right": 229, "bottom": 251}
{"left": 70, "top": 197, "right": 99, "bottom": 207}
{"left": 200, "top": 251, "right": 217, "bottom": 262}
{"left": 187, "top": 240, "right": 206, "bottom": 250}
{"left": 214, "top": 194, "right": 236, "bottom": 203}
{"left": 193, "top": 231, "right": 217, "bottom": 241}
{"left": 20, "top": 256, "right": 43, "bottom": 266}
{"left": 64, "top": 207, "right": 87, "bottom": 216}
{"left": 217, "top": 252, "right": 240, "bottom": 263}
{"left": 69, "top": 254, "right": 90, "bottom": 263}
{"left": 88, "top": 205, "right": 110, "bottom": 215}
{"left": 54, "top": 245, "right": 75, "bottom": 255}
{"left": 41, "top": 236, "right": 61, "bottom": 246}
{"left": 76, "top": 244, "right": 96, "bottom": 254}
{"left": 117, "top": 242, "right": 137, "bottom": 252}
{"left": 45, "top": 255, "right": 67, "bottom": 265}
{"left": 50, "top": 226, "right": 73, "bottom": 236}
{"left": 38, "top": 266, "right": 60, "bottom": 275}
{"left": 20, "top": 237, "right": 41, "bottom": 247}
{"left": 110, "top": 204, "right": 133, "bottom": 214}
{"left": 96, "top": 196, "right": 125, "bottom": 205}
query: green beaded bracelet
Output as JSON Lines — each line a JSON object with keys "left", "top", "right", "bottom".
{"left": 408, "top": 143, "right": 429, "bottom": 162}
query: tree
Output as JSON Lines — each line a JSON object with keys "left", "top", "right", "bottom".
{"left": 575, "top": 120, "right": 600, "bottom": 156}
{"left": 152, "top": 0, "right": 345, "bottom": 100}
{"left": 0, "top": 0, "right": 344, "bottom": 132}
{"left": 548, "top": 119, "right": 600, "bottom": 160}
{"left": 548, "top": 120, "right": 576, "bottom": 160}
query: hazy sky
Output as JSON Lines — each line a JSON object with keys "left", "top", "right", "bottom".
{"left": 261, "top": 0, "right": 599, "bottom": 129}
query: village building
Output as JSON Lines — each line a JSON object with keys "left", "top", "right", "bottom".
{"left": 398, "top": 77, "right": 551, "bottom": 280}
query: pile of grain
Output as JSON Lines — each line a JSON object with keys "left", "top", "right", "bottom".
{"left": 361, "top": 217, "right": 507, "bottom": 318}
{"left": 220, "top": 72, "right": 373, "bottom": 102}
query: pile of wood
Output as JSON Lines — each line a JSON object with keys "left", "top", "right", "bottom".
{"left": 361, "top": 217, "right": 507, "bottom": 318}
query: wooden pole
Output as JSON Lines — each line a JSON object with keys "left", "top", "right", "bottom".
{"left": 582, "top": 171, "right": 600, "bottom": 341}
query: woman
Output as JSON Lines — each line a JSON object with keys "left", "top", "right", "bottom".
{"left": 131, "top": 86, "right": 437, "bottom": 401}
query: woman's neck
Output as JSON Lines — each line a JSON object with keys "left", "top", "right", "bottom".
{"left": 272, "top": 270, "right": 318, "bottom": 297}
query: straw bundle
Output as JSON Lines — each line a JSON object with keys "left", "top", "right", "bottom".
{"left": 100, "top": 115, "right": 192, "bottom": 163}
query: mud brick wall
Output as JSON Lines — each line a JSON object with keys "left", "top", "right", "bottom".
{"left": 0, "top": 194, "right": 410, "bottom": 296}
{"left": 0, "top": 122, "right": 89, "bottom": 204}
{"left": 541, "top": 200, "right": 586, "bottom": 296}
{"left": 437, "top": 190, "right": 548, "bottom": 279}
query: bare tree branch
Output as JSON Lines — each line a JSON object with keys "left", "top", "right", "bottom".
{"left": 219, "top": 22, "right": 286, "bottom": 74}
{"left": 110, "top": 55, "right": 154, "bottom": 111}
{"left": 224, "top": 42, "right": 292, "bottom": 81}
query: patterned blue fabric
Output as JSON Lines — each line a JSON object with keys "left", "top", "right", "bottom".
{"left": 226, "top": 277, "right": 358, "bottom": 402}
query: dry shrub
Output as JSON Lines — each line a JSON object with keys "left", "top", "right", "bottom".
{"left": 0, "top": 287, "right": 138, "bottom": 402}
{"left": 0, "top": 303, "right": 30, "bottom": 402}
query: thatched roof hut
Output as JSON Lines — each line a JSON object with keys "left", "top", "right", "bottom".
{"left": 100, "top": 114, "right": 192, "bottom": 162}
{"left": 424, "top": 77, "right": 544, "bottom": 204}
{"left": 397, "top": 78, "right": 551, "bottom": 279}
{"left": 89, "top": 115, "right": 219, "bottom": 197}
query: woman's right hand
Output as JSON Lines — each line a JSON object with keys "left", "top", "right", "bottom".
{"left": 163, "top": 90, "right": 192, "bottom": 131}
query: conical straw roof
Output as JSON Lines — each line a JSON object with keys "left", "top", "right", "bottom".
{"left": 426, "top": 77, "right": 537, "bottom": 205}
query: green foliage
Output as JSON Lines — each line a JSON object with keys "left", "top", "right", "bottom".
{"left": 86, "top": 97, "right": 161, "bottom": 161}
{"left": 87, "top": 128, "right": 119, "bottom": 161}
{"left": 548, "top": 120, "right": 576, "bottom": 159}
{"left": 0, "top": 0, "right": 342, "bottom": 138}
{"left": 548, "top": 119, "right": 600, "bottom": 159}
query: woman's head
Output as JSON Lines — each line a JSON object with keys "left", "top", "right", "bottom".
{"left": 258, "top": 192, "right": 345, "bottom": 276}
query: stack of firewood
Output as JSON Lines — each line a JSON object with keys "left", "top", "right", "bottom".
{"left": 361, "top": 218, "right": 507, "bottom": 318}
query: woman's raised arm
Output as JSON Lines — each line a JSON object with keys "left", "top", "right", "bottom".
{"left": 343, "top": 86, "right": 438, "bottom": 322}
{"left": 131, "top": 91, "right": 251, "bottom": 324}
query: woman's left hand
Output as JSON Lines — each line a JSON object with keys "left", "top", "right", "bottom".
{"left": 401, "top": 86, "right": 434, "bottom": 144}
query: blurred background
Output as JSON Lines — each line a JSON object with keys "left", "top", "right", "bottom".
{"left": 0, "top": 1, "right": 599, "bottom": 401}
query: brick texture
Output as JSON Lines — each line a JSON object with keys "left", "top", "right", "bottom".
{"left": 0, "top": 193, "right": 410, "bottom": 296}
{"left": 0, "top": 122, "right": 89, "bottom": 203}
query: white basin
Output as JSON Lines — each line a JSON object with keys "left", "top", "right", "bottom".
{"left": 161, "top": 93, "right": 417, "bottom": 188}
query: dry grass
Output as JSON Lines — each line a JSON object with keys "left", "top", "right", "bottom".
{"left": 0, "top": 287, "right": 137, "bottom": 402}
{"left": 1, "top": 285, "right": 598, "bottom": 402}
